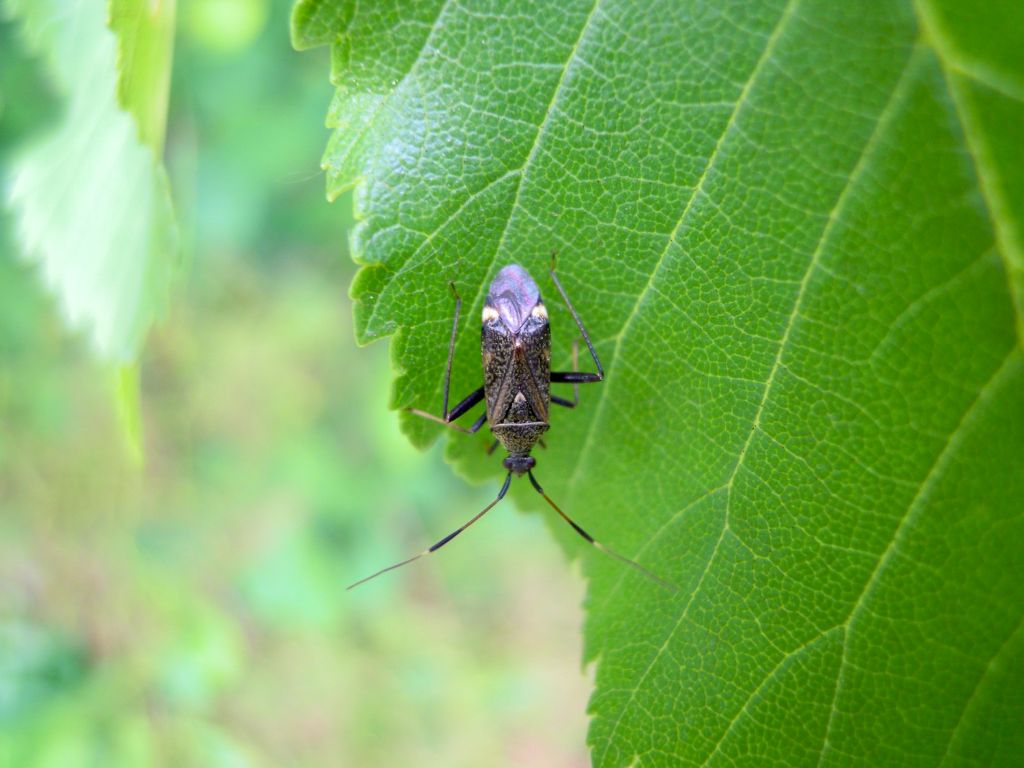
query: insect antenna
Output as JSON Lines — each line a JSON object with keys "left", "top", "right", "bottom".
{"left": 527, "top": 471, "right": 677, "bottom": 593}
{"left": 347, "top": 473, "right": 513, "bottom": 590}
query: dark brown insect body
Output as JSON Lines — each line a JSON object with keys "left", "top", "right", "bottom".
{"left": 482, "top": 265, "right": 552, "bottom": 473}
{"left": 348, "top": 260, "right": 674, "bottom": 591}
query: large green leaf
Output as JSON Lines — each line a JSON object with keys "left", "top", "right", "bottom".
{"left": 5, "top": 0, "right": 177, "bottom": 363}
{"left": 293, "top": 0, "right": 1023, "bottom": 764}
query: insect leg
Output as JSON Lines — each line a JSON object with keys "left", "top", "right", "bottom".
{"left": 347, "top": 473, "right": 513, "bottom": 590}
{"left": 549, "top": 258, "right": 604, "bottom": 380}
{"left": 442, "top": 280, "right": 461, "bottom": 419}
{"left": 407, "top": 387, "right": 486, "bottom": 433}
{"left": 551, "top": 340, "right": 580, "bottom": 408}
{"left": 407, "top": 281, "right": 489, "bottom": 433}
{"left": 551, "top": 371, "right": 601, "bottom": 384}
{"left": 527, "top": 471, "right": 677, "bottom": 593}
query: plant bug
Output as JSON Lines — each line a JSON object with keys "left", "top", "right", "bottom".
{"left": 348, "top": 259, "right": 674, "bottom": 591}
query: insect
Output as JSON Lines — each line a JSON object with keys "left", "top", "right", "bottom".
{"left": 348, "top": 259, "right": 673, "bottom": 590}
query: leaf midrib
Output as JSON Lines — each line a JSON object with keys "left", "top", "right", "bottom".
{"left": 913, "top": 0, "right": 1024, "bottom": 345}
{"left": 595, "top": 17, "right": 921, "bottom": 764}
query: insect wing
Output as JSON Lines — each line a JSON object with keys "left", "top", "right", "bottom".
{"left": 487, "top": 264, "right": 541, "bottom": 332}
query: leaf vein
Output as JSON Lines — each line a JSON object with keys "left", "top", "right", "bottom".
{"left": 324, "top": 0, "right": 453, "bottom": 197}
{"left": 938, "top": 615, "right": 1024, "bottom": 766}
{"left": 365, "top": 168, "right": 522, "bottom": 333}
{"left": 817, "top": 347, "right": 1022, "bottom": 765}
{"left": 591, "top": 3, "right": 805, "bottom": 759}
{"left": 455, "top": 0, "right": 605, "bottom": 362}
{"left": 914, "top": 0, "right": 1024, "bottom": 344}
{"left": 596, "top": 33, "right": 923, "bottom": 768}
{"left": 700, "top": 627, "right": 844, "bottom": 766}
{"left": 570, "top": 0, "right": 803, "bottom": 506}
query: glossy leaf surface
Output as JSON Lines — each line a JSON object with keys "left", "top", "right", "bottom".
{"left": 294, "top": 1, "right": 1024, "bottom": 764}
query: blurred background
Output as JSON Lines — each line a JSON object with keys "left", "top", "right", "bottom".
{"left": 0, "top": 1, "right": 588, "bottom": 765}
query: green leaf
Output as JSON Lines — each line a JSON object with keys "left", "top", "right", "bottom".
{"left": 294, "top": 1, "right": 1024, "bottom": 765}
{"left": 0, "top": 621, "right": 87, "bottom": 725}
{"left": 114, "top": 364, "right": 143, "bottom": 465}
{"left": 5, "top": 0, "right": 178, "bottom": 363}
{"left": 109, "top": 0, "right": 177, "bottom": 149}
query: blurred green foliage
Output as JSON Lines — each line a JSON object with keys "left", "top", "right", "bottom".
{"left": 5, "top": 0, "right": 178, "bottom": 366}
{"left": 0, "top": 2, "right": 586, "bottom": 766}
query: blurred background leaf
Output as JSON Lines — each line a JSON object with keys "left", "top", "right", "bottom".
{"left": 294, "top": 1, "right": 1024, "bottom": 766}
{"left": 0, "top": 1, "right": 589, "bottom": 766}
{"left": 4, "top": 0, "right": 178, "bottom": 364}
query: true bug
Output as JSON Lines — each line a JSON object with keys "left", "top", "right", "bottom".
{"left": 348, "top": 260, "right": 673, "bottom": 590}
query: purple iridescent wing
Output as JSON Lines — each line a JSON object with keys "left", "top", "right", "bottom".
{"left": 486, "top": 264, "right": 541, "bottom": 332}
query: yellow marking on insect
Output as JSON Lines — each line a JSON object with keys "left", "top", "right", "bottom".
{"left": 531, "top": 303, "right": 548, "bottom": 319}
{"left": 482, "top": 305, "right": 500, "bottom": 322}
